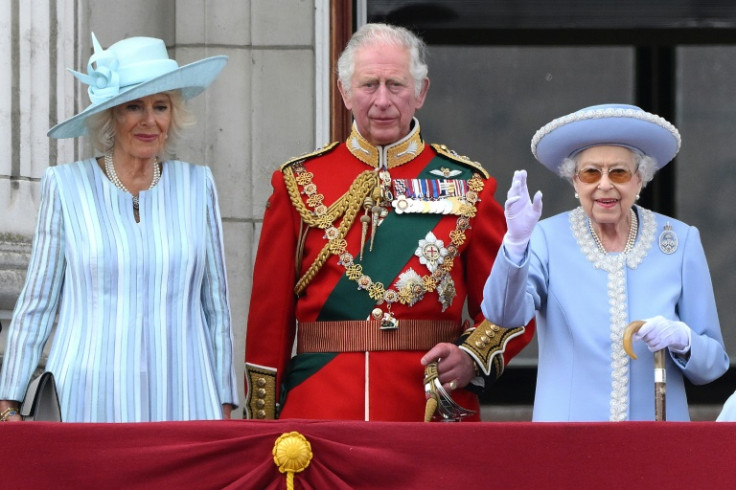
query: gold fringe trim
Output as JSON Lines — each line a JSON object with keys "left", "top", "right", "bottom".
{"left": 431, "top": 143, "right": 489, "bottom": 178}
{"left": 244, "top": 363, "right": 277, "bottom": 419}
{"left": 459, "top": 320, "right": 526, "bottom": 379}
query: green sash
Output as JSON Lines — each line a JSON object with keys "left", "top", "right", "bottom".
{"left": 283, "top": 154, "right": 474, "bottom": 398}
{"left": 318, "top": 155, "right": 472, "bottom": 320}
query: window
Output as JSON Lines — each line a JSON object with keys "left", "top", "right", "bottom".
{"left": 331, "top": 1, "right": 736, "bottom": 408}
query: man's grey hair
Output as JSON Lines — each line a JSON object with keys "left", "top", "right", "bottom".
{"left": 337, "top": 23, "right": 428, "bottom": 97}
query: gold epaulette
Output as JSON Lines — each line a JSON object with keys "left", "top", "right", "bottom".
{"left": 280, "top": 141, "right": 340, "bottom": 171}
{"left": 431, "top": 143, "right": 489, "bottom": 178}
{"left": 459, "top": 320, "right": 526, "bottom": 379}
{"left": 244, "top": 362, "right": 278, "bottom": 419}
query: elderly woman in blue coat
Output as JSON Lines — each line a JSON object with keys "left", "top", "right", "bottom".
{"left": 482, "top": 104, "right": 728, "bottom": 421}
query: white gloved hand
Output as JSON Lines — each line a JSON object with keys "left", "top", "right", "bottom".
{"left": 503, "top": 170, "right": 543, "bottom": 262}
{"left": 633, "top": 315, "right": 692, "bottom": 354}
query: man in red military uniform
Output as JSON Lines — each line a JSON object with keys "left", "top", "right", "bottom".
{"left": 244, "top": 23, "right": 533, "bottom": 421}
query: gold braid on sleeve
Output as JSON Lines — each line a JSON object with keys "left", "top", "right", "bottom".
{"left": 244, "top": 363, "right": 278, "bottom": 419}
{"left": 458, "top": 319, "right": 526, "bottom": 381}
{"left": 283, "top": 166, "right": 379, "bottom": 295}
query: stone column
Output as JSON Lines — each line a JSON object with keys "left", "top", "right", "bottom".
{"left": 0, "top": 0, "right": 322, "bottom": 416}
{"left": 0, "top": 0, "right": 77, "bottom": 313}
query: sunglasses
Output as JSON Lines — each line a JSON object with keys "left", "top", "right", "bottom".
{"left": 576, "top": 167, "right": 634, "bottom": 184}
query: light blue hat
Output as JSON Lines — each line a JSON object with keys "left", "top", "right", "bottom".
{"left": 48, "top": 33, "right": 228, "bottom": 139}
{"left": 531, "top": 103, "right": 681, "bottom": 173}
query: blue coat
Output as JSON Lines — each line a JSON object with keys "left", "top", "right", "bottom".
{"left": 482, "top": 205, "right": 728, "bottom": 421}
{"left": 0, "top": 159, "right": 237, "bottom": 422}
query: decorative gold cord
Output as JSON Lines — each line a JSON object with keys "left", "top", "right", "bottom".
{"left": 283, "top": 165, "right": 377, "bottom": 228}
{"left": 285, "top": 164, "right": 379, "bottom": 294}
{"left": 287, "top": 160, "right": 485, "bottom": 307}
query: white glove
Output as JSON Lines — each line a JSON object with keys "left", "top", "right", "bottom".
{"left": 503, "top": 170, "right": 543, "bottom": 262}
{"left": 633, "top": 315, "right": 692, "bottom": 354}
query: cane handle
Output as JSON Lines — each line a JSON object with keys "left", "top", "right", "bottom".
{"left": 623, "top": 320, "right": 645, "bottom": 359}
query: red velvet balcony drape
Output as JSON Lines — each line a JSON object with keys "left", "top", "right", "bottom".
{"left": 4, "top": 420, "right": 736, "bottom": 489}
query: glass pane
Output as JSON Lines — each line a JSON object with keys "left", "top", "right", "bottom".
{"left": 418, "top": 45, "right": 634, "bottom": 361}
{"left": 677, "top": 46, "right": 736, "bottom": 359}
{"left": 367, "top": 0, "right": 736, "bottom": 30}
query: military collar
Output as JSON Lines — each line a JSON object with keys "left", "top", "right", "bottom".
{"left": 347, "top": 118, "right": 425, "bottom": 169}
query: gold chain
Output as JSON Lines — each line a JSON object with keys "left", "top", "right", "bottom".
{"left": 287, "top": 161, "right": 484, "bottom": 308}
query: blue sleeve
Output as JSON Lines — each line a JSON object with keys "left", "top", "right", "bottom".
{"left": 481, "top": 225, "right": 545, "bottom": 328}
{"left": 200, "top": 167, "right": 238, "bottom": 406}
{"left": 716, "top": 390, "right": 736, "bottom": 421}
{"left": 674, "top": 226, "right": 729, "bottom": 384}
{"left": 0, "top": 168, "right": 66, "bottom": 401}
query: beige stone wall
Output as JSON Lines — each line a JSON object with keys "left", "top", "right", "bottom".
{"left": 0, "top": 0, "right": 320, "bottom": 417}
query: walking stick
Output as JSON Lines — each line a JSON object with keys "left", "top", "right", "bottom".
{"left": 623, "top": 320, "right": 666, "bottom": 421}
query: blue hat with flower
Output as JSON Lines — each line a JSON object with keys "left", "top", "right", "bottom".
{"left": 47, "top": 33, "right": 227, "bottom": 139}
{"left": 530, "top": 103, "right": 681, "bottom": 172}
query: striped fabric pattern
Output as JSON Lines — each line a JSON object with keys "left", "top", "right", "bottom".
{"left": 0, "top": 158, "right": 237, "bottom": 422}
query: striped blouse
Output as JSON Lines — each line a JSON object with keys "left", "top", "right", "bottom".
{"left": 0, "top": 158, "right": 237, "bottom": 422}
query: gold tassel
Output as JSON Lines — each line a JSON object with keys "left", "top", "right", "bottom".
{"left": 368, "top": 182, "right": 386, "bottom": 253}
{"left": 360, "top": 197, "right": 374, "bottom": 260}
{"left": 369, "top": 204, "right": 382, "bottom": 252}
{"left": 423, "top": 362, "right": 440, "bottom": 422}
{"left": 424, "top": 397, "right": 438, "bottom": 422}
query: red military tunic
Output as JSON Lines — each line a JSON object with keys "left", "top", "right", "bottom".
{"left": 245, "top": 120, "right": 533, "bottom": 421}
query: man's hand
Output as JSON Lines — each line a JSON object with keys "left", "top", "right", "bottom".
{"left": 421, "top": 343, "right": 476, "bottom": 391}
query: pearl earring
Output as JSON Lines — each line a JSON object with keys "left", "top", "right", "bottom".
{"left": 574, "top": 193, "right": 579, "bottom": 199}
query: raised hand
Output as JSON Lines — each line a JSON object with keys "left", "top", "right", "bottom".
{"left": 503, "top": 170, "right": 543, "bottom": 261}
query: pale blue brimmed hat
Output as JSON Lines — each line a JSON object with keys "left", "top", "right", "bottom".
{"left": 48, "top": 33, "right": 228, "bottom": 139}
{"left": 531, "top": 103, "right": 681, "bottom": 172}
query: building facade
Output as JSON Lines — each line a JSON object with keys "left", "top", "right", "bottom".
{"left": 3, "top": 0, "right": 736, "bottom": 420}
{"left": 0, "top": 0, "right": 330, "bottom": 418}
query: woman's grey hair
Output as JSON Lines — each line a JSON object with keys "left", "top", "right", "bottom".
{"left": 558, "top": 149, "right": 658, "bottom": 187}
{"left": 85, "top": 90, "right": 195, "bottom": 157}
{"left": 337, "top": 23, "right": 428, "bottom": 97}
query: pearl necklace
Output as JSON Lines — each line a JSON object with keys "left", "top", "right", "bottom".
{"left": 104, "top": 151, "right": 161, "bottom": 210}
{"left": 588, "top": 208, "right": 638, "bottom": 254}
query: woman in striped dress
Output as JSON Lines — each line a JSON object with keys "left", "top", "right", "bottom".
{"left": 0, "top": 34, "right": 237, "bottom": 422}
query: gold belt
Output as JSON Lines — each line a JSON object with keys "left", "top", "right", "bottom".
{"left": 297, "top": 319, "right": 462, "bottom": 354}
